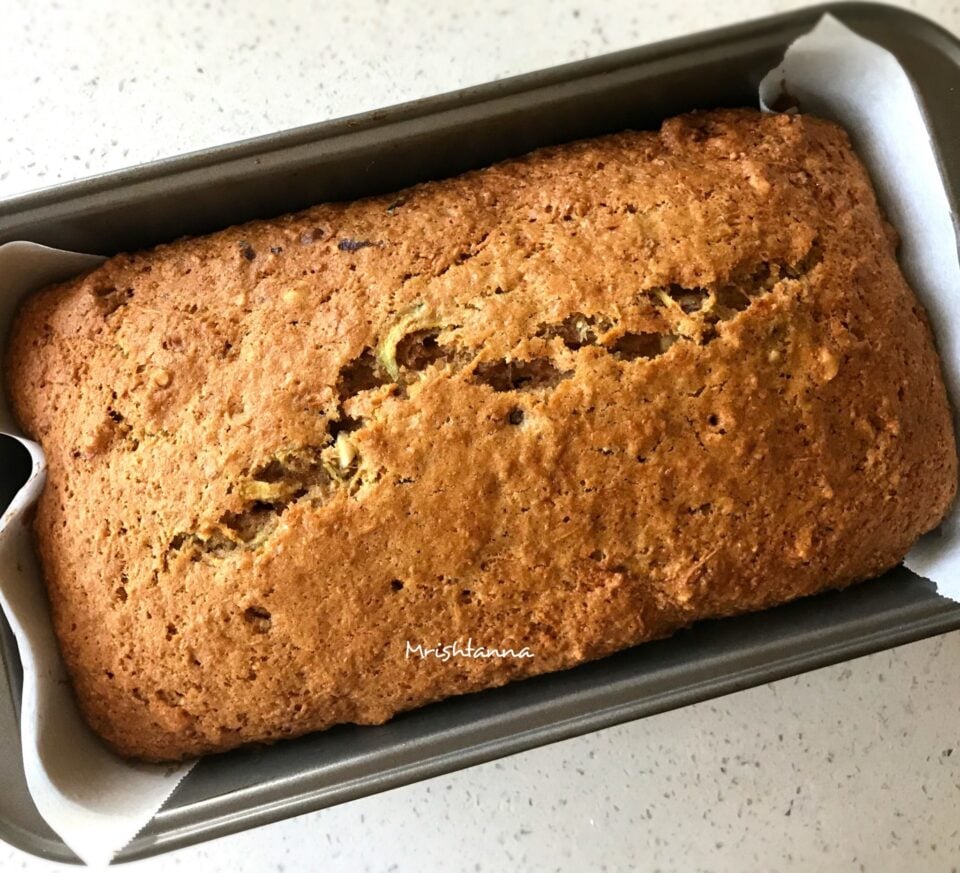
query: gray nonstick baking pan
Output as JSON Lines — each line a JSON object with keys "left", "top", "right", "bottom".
{"left": 2, "top": 2, "right": 959, "bottom": 863}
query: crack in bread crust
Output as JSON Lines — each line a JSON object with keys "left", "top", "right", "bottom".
{"left": 168, "top": 244, "right": 824, "bottom": 559}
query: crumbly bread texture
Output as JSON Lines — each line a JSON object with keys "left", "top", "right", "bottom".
{"left": 6, "top": 109, "right": 957, "bottom": 762}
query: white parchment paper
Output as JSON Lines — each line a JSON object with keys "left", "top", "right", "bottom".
{"left": 0, "top": 12, "right": 956, "bottom": 867}
{"left": 0, "top": 243, "right": 195, "bottom": 868}
{"left": 758, "top": 15, "right": 960, "bottom": 594}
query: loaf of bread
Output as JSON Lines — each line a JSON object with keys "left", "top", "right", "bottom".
{"left": 5, "top": 108, "right": 956, "bottom": 762}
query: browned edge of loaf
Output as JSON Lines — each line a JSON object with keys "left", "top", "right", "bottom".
{"left": 4, "top": 108, "right": 957, "bottom": 761}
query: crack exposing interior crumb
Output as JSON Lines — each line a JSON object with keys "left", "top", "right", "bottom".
{"left": 165, "top": 242, "right": 822, "bottom": 564}
{"left": 536, "top": 313, "right": 614, "bottom": 349}
{"left": 471, "top": 358, "right": 572, "bottom": 392}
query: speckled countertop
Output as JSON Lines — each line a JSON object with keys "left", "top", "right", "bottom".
{"left": 2, "top": 0, "right": 960, "bottom": 871}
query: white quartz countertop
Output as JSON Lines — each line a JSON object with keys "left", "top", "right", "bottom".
{"left": 2, "top": 1, "right": 960, "bottom": 870}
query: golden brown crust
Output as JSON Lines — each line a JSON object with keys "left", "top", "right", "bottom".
{"left": 5, "top": 108, "right": 956, "bottom": 761}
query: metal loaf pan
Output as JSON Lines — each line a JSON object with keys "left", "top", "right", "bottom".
{"left": 1, "top": 2, "right": 959, "bottom": 863}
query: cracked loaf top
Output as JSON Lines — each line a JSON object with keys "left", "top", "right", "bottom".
{"left": 6, "top": 108, "right": 957, "bottom": 761}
